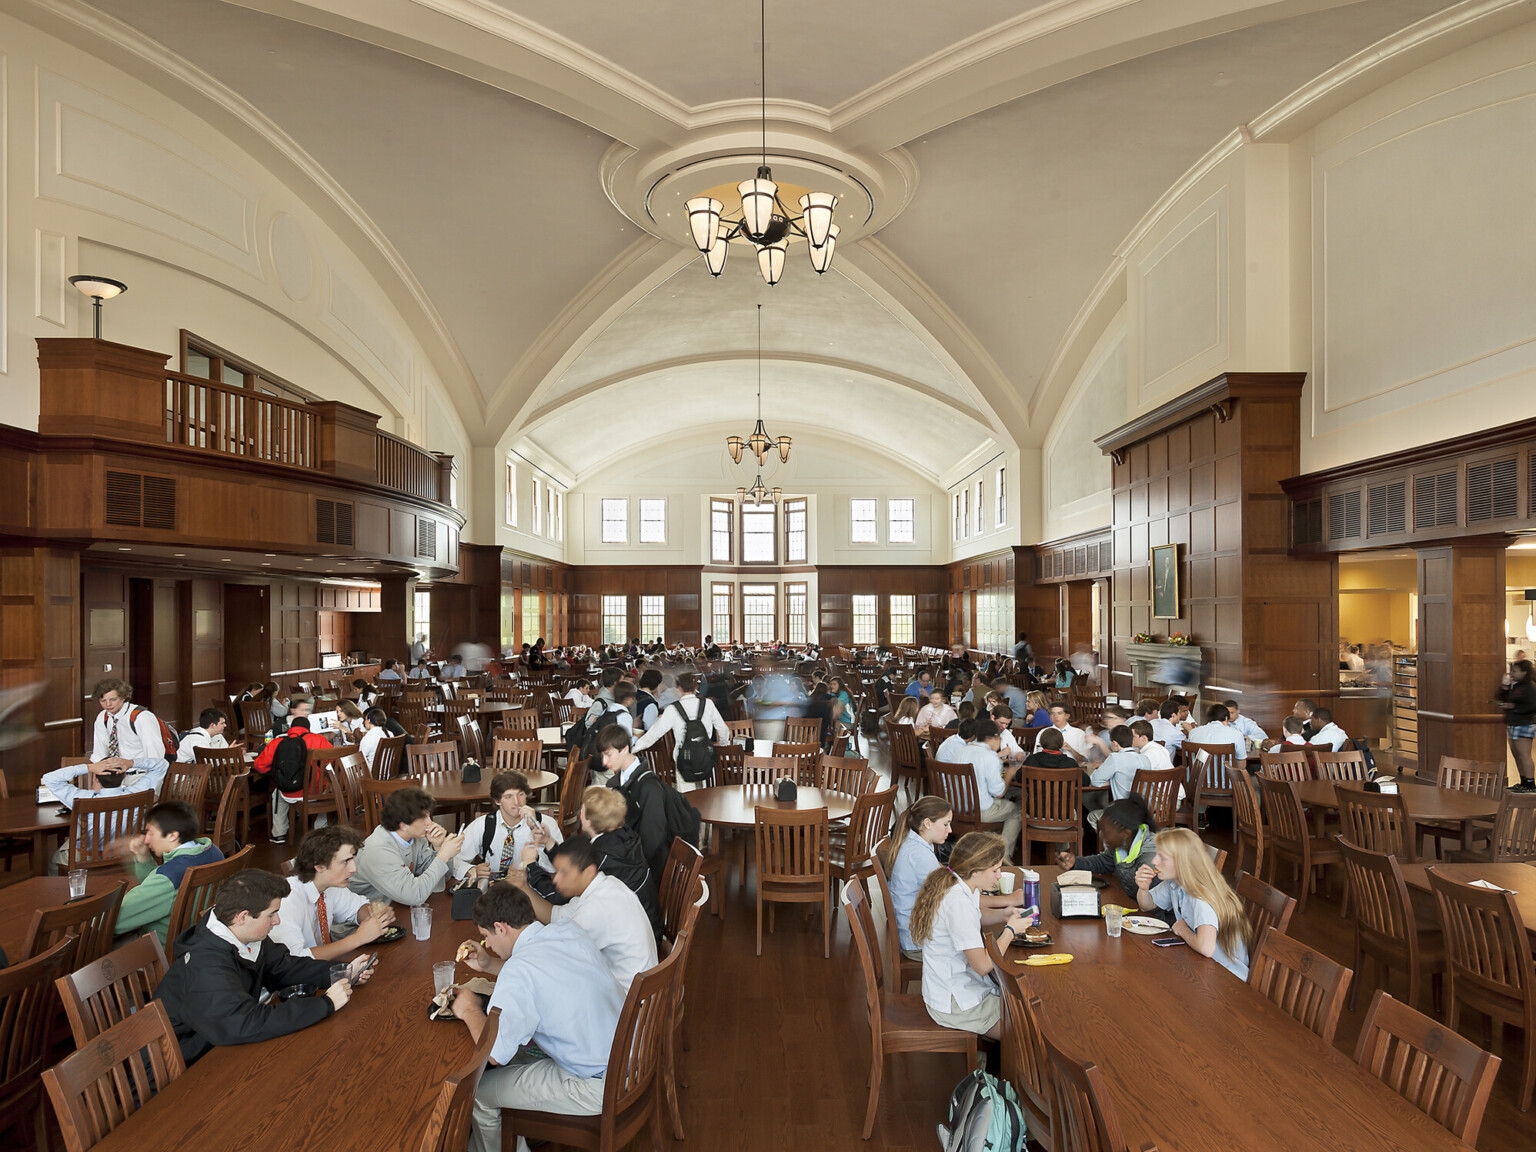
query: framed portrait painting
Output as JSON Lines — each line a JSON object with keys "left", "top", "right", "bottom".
{"left": 1151, "top": 543, "right": 1179, "bottom": 620}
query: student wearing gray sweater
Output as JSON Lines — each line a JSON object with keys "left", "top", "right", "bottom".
{"left": 349, "top": 786, "right": 464, "bottom": 906}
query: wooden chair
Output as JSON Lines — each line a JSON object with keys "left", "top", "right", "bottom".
{"left": 324, "top": 765, "right": 358, "bottom": 829}
{"left": 657, "top": 839, "right": 704, "bottom": 952}
{"left": 502, "top": 946, "right": 681, "bottom": 1152}
{"left": 1352, "top": 989, "right": 1501, "bottom": 1145}
{"left": 1234, "top": 871, "right": 1296, "bottom": 949}
{"left": 489, "top": 738, "right": 543, "bottom": 778}
{"left": 742, "top": 756, "right": 790, "bottom": 789}
{"left": 295, "top": 745, "right": 352, "bottom": 835}
{"left": 660, "top": 876, "right": 708, "bottom": 1140}
{"left": 925, "top": 756, "right": 1005, "bottom": 839}
{"left": 193, "top": 745, "right": 246, "bottom": 831}
{"left": 498, "top": 707, "right": 540, "bottom": 736}
{"left": 865, "top": 840, "right": 922, "bottom": 995}
{"left": 0, "top": 938, "right": 79, "bottom": 1152}
{"left": 986, "top": 939, "right": 1053, "bottom": 1149}
{"left": 844, "top": 878, "right": 975, "bottom": 1140}
{"left": 1231, "top": 768, "right": 1266, "bottom": 878}
{"left": 165, "top": 844, "right": 254, "bottom": 943}
{"left": 640, "top": 738, "right": 677, "bottom": 787}
{"left": 1427, "top": 865, "right": 1536, "bottom": 1110}
{"left": 161, "top": 763, "right": 212, "bottom": 820}
{"left": 782, "top": 716, "right": 821, "bottom": 746}
{"left": 924, "top": 725, "right": 958, "bottom": 756}
{"left": 1043, "top": 1026, "right": 1158, "bottom": 1152}
{"left": 1259, "top": 749, "right": 1311, "bottom": 782}
{"left": 820, "top": 755, "right": 877, "bottom": 799}
{"left": 1336, "top": 837, "right": 1444, "bottom": 1015}
{"left": 885, "top": 720, "right": 925, "bottom": 804}
{"left": 1129, "top": 765, "right": 1180, "bottom": 829}
{"left": 67, "top": 791, "right": 152, "bottom": 871}
{"left": 1247, "top": 924, "right": 1353, "bottom": 1046}
{"left": 726, "top": 718, "right": 756, "bottom": 744}
{"left": 711, "top": 743, "right": 744, "bottom": 786}
{"left": 415, "top": 1010, "right": 500, "bottom": 1152}
{"left": 1421, "top": 756, "right": 1508, "bottom": 858}
{"left": 361, "top": 777, "right": 412, "bottom": 830}
{"left": 1338, "top": 787, "right": 1415, "bottom": 860}
{"left": 41, "top": 1000, "right": 185, "bottom": 1152}
{"left": 1446, "top": 791, "right": 1536, "bottom": 863}
{"left": 406, "top": 740, "right": 460, "bottom": 776}
{"left": 1019, "top": 764, "right": 1083, "bottom": 862}
{"left": 213, "top": 772, "right": 251, "bottom": 856}
{"left": 55, "top": 932, "right": 170, "bottom": 1045}
{"left": 828, "top": 786, "right": 897, "bottom": 929}
{"left": 24, "top": 881, "right": 126, "bottom": 966}
{"left": 1315, "top": 749, "right": 1371, "bottom": 781}
{"left": 369, "top": 732, "right": 408, "bottom": 780}
{"left": 754, "top": 806, "right": 831, "bottom": 957}
{"left": 1258, "top": 775, "right": 1342, "bottom": 914}
{"left": 1177, "top": 743, "right": 1237, "bottom": 829}
{"left": 454, "top": 714, "right": 485, "bottom": 765}
{"left": 771, "top": 742, "right": 822, "bottom": 787}
{"left": 555, "top": 755, "right": 589, "bottom": 839}
{"left": 236, "top": 698, "right": 272, "bottom": 737}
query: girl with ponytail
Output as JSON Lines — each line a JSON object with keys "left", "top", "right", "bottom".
{"left": 910, "top": 832, "right": 1036, "bottom": 1038}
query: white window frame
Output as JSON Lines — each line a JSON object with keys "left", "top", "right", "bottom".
{"left": 639, "top": 595, "right": 665, "bottom": 641}
{"left": 953, "top": 493, "right": 962, "bottom": 542}
{"left": 505, "top": 460, "right": 517, "bottom": 527}
{"left": 850, "top": 498, "right": 878, "bottom": 544}
{"left": 889, "top": 594, "right": 915, "bottom": 645}
{"left": 741, "top": 502, "right": 776, "bottom": 564}
{"left": 784, "top": 498, "right": 807, "bottom": 563}
{"left": 711, "top": 582, "right": 733, "bottom": 643}
{"left": 531, "top": 477, "right": 542, "bottom": 535}
{"left": 974, "top": 479, "right": 984, "bottom": 536}
{"left": 888, "top": 498, "right": 914, "bottom": 544}
{"left": 601, "top": 595, "right": 627, "bottom": 645}
{"left": 639, "top": 498, "right": 667, "bottom": 544}
{"left": 786, "top": 582, "right": 808, "bottom": 645}
{"left": 552, "top": 491, "right": 563, "bottom": 542}
{"left": 711, "top": 498, "right": 733, "bottom": 564}
{"left": 601, "top": 498, "right": 628, "bottom": 544}
{"left": 741, "top": 583, "right": 777, "bottom": 644}
{"left": 852, "top": 594, "right": 878, "bottom": 645}
{"left": 996, "top": 465, "right": 1006, "bottom": 528}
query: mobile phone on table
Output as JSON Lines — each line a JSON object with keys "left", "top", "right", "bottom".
{"left": 1151, "top": 935, "right": 1186, "bottom": 948}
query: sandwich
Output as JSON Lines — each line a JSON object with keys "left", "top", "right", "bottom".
{"left": 456, "top": 940, "right": 478, "bottom": 963}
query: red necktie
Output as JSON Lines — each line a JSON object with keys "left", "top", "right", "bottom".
{"left": 317, "top": 891, "right": 332, "bottom": 945}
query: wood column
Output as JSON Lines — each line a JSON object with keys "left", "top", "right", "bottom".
{"left": 1, "top": 546, "right": 81, "bottom": 789}
{"left": 37, "top": 339, "right": 171, "bottom": 444}
{"left": 1416, "top": 540, "right": 1508, "bottom": 769}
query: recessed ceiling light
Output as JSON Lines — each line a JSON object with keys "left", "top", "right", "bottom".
{"left": 265, "top": 554, "right": 276, "bottom": 558}
{"left": 117, "top": 547, "right": 131, "bottom": 551}
{"left": 260, "top": 562, "right": 270, "bottom": 566}
{"left": 220, "top": 558, "right": 232, "bottom": 562}
{"left": 174, "top": 553, "right": 185, "bottom": 558}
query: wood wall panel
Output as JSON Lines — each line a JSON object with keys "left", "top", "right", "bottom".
{"left": 818, "top": 565, "right": 947, "bottom": 649}
{"left": 2, "top": 546, "right": 81, "bottom": 789}
{"left": 1416, "top": 543, "right": 1508, "bottom": 766}
{"left": 570, "top": 566, "right": 703, "bottom": 648}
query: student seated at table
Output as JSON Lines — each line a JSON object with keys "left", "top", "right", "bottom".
{"left": 114, "top": 800, "right": 224, "bottom": 945}
{"left": 1047, "top": 705, "right": 1091, "bottom": 763}
{"left": 453, "top": 771, "right": 564, "bottom": 882}
{"left": 890, "top": 696, "right": 919, "bottom": 728}
{"left": 1023, "top": 726, "right": 1077, "bottom": 772}
{"left": 1150, "top": 699, "right": 1187, "bottom": 752}
{"left": 1133, "top": 828, "right": 1252, "bottom": 980}
{"left": 599, "top": 724, "right": 700, "bottom": 880}
{"left": 269, "top": 824, "right": 397, "bottom": 960}
{"left": 358, "top": 707, "right": 409, "bottom": 775}
{"left": 334, "top": 700, "right": 365, "bottom": 740}
{"left": 349, "top": 786, "right": 464, "bottom": 906}
{"left": 155, "top": 869, "right": 371, "bottom": 1065}
{"left": 508, "top": 836, "right": 657, "bottom": 989}
{"left": 525, "top": 786, "right": 660, "bottom": 931}
{"left": 377, "top": 658, "right": 404, "bottom": 682}
{"left": 1086, "top": 724, "right": 1149, "bottom": 804}
{"left": 56, "top": 677, "right": 171, "bottom": 804}
{"left": 453, "top": 882, "right": 626, "bottom": 1152}
{"left": 1279, "top": 715, "right": 1308, "bottom": 747}
{"left": 1224, "top": 698, "right": 1268, "bottom": 750}
{"left": 1130, "top": 719, "right": 1175, "bottom": 773}
{"left": 1057, "top": 794, "right": 1157, "bottom": 900}
{"left": 1291, "top": 698, "right": 1317, "bottom": 739}
{"left": 1305, "top": 707, "right": 1349, "bottom": 752}
{"left": 914, "top": 689, "right": 958, "bottom": 736}
{"left": 253, "top": 714, "right": 333, "bottom": 845}
{"left": 1186, "top": 703, "right": 1248, "bottom": 760}
{"left": 909, "top": 832, "right": 1036, "bottom": 1039}
{"left": 441, "top": 653, "right": 468, "bottom": 679}
{"left": 176, "top": 708, "right": 231, "bottom": 763}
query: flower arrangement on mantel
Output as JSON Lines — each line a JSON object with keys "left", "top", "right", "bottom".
{"left": 1168, "top": 633, "right": 1192, "bottom": 647}
{"left": 1132, "top": 632, "right": 1155, "bottom": 644}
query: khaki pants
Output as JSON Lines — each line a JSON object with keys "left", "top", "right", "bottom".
{"left": 469, "top": 1048, "right": 605, "bottom": 1152}
{"left": 981, "top": 798, "right": 1022, "bottom": 863}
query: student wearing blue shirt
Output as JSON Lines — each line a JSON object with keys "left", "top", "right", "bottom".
{"left": 454, "top": 883, "right": 626, "bottom": 1152}
{"left": 1223, "top": 698, "right": 1269, "bottom": 750}
{"left": 904, "top": 668, "right": 934, "bottom": 700}
{"left": 1134, "top": 828, "right": 1252, "bottom": 980}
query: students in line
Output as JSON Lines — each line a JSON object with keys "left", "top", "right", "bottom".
{"left": 270, "top": 824, "right": 397, "bottom": 960}
{"left": 631, "top": 672, "right": 731, "bottom": 790}
{"left": 453, "top": 771, "right": 564, "bottom": 881}
{"left": 909, "top": 832, "right": 1036, "bottom": 1039}
{"left": 155, "top": 869, "right": 372, "bottom": 1065}
{"left": 1134, "top": 827, "right": 1252, "bottom": 979}
{"left": 1057, "top": 794, "right": 1157, "bottom": 899}
{"left": 454, "top": 883, "right": 625, "bottom": 1152}
{"left": 114, "top": 801, "right": 224, "bottom": 945}
{"left": 349, "top": 786, "right": 464, "bottom": 905}
{"left": 176, "top": 708, "right": 231, "bottom": 762}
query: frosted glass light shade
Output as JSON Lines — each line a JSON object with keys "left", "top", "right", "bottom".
{"left": 798, "top": 192, "right": 838, "bottom": 248}
{"left": 808, "top": 224, "right": 838, "bottom": 274}
{"left": 686, "top": 198, "right": 723, "bottom": 253}
{"left": 757, "top": 238, "right": 788, "bottom": 286}
{"left": 739, "top": 174, "right": 778, "bottom": 240}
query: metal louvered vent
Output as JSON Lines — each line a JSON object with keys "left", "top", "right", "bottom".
{"left": 1292, "top": 498, "right": 1324, "bottom": 546}
{"left": 334, "top": 501, "right": 354, "bottom": 546}
{"left": 1466, "top": 458, "right": 1517, "bottom": 522}
{"left": 142, "top": 476, "right": 176, "bottom": 530}
{"left": 1328, "top": 490, "right": 1362, "bottom": 541}
{"left": 1367, "top": 482, "right": 1406, "bottom": 537}
{"left": 104, "top": 471, "right": 175, "bottom": 529}
{"left": 1413, "top": 471, "right": 1458, "bottom": 530}
{"left": 417, "top": 517, "right": 437, "bottom": 559}
{"left": 316, "top": 499, "right": 356, "bottom": 547}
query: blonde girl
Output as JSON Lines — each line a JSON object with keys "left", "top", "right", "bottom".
{"left": 1024, "top": 690, "right": 1051, "bottom": 728}
{"left": 910, "top": 832, "right": 1035, "bottom": 1037}
{"left": 1134, "top": 827, "right": 1252, "bottom": 979}
{"left": 891, "top": 696, "right": 919, "bottom": 727}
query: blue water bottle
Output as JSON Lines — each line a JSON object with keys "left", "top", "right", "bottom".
{"left": 1020, "top": 868, "right": 1040, "bottom": 913}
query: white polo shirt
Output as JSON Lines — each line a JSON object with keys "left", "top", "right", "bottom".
{"left": 1054, "top": 723, "right": 1090, "bottom": 760}
{"left": 920, "top": 879, "right": 997, "bottom": 1014}
{"left": 268, "top": 876, "right": 370, "bottom": 958}
{"left": 549, "top": 872, "right": 658, "bottom": 990}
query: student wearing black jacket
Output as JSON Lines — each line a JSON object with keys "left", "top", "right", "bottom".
{"left": 525, "top": 785, "right": 661, "bottom": 932}
{"left": 154, "top": 869, "right": 373, "bottom": 1065}
{"left": 1500, "top": 659, "right": 1536, "bottom": 793}
{"left": 597, "top": 725, "right": 699, "bottom": 880}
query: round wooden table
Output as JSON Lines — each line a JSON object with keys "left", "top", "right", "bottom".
{"left": 688, "top": 785, "right": 854, "bottom": 827}
{"left": 0, "top": 868, "right": 127, "bottom": 958}
{"left": 413, "top": 770, "right": 558, "bottom": 806}
{"left": 0, "top": 795, "right": 71, "bottom": 875}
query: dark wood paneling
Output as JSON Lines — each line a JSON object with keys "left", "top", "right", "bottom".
{"left": 818, "top": 566, "right": 947, "bottom": 649}
{"left": 1417, "top": 543, "right": 1508, "bottom": 766}
{"left": 2, "top": 546, "right": 81, "bottom": 789}
{"left": 570, "top": 566, "right": 702, "bottom": 648}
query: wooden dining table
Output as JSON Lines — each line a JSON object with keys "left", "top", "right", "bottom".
{"left": 0, "top": 794, "right": 72, "bottom": 875}
{"left": 1291, "top": 778, "right": 1498, "bottom": 852}
{"left": 1006, "top": 865, "right": 1477, "bottom": 1151}
{"left": 1398, "top": 860, "right": 1536, "bottom": 942}
{"left": 689, "top": 784, "right": 854, "bottom": 828}
{"left": 412, "top": 768, "right": 558, "bottom": 806}
{"left": 0, "top": 868, "right": 130, "bottom": 959}
{"left": 88, "top": 887, "right": 475, "bottom": 1152}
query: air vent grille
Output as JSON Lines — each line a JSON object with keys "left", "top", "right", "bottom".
{"left": 104, "top": 471, "right": 176, "bottom": 530}
{"left": 1292, "top": 498, "right": 1324, "bottom": 546}
{"left": 1328, "top": 490, "right": 1362, "bottom": 541}
{"left": 1367, "top": 481, "right": 1406, "bottom": 537}
{"left": 1413, "top": 471, "right": 1458, "bottom": 530}
{"left": 417, "top": 517, "right": 437, "bottom": 560}
{"left": 315, "top": 499, "right": 355, "bottom": 547}
{"left": 1466, "top": 457, "right": 1517, "bottom": 522}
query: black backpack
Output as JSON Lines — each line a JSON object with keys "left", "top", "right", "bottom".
{"left": 568, "top": 703, "right": 623, "bottom": 761}
{"left": 268, "top": 733, "right": 308, "bottom": 793}
{"left": 671, "top": 701, "right": 717, "bottom": 784}
{"left": 630, "top": 768, "right": 701, "bottom": 850}
{"left": 634, "top": 689, "right": 658, "bottom": 725}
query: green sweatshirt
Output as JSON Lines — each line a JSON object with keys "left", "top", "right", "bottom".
{"left": 115, "top": 838, "right": 222, "bottom": 945}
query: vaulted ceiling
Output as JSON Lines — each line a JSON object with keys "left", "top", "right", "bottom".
{"left": 84, "top": 0, "right": 1455, "bottom": 483}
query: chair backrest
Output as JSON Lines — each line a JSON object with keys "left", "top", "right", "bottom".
{"left": 782, "top": 716, "right": 821, "bottom": 746}
{"left": 840, "top": 787, "right": 898, "bottom": 868}
{"left": 192, "top": 745, "right": 246, "bottom": 805}
{"left": 727, "top": 718, "right": 756, "bottom": 744}
{"left": 25, "top": 881, "right": 127, "bottom": 966}
{"left": 771, "top": 743, "right": 822, "bottom": 786}
{"left": 237, "top": 698, "right": 272, "bottom": 735}
{"left": 362, "top": 777, "right": 413, "bottom": 831}
{"left": 657, "top": 838, "right": 704, "bottom": 949}
{"left": 489, "top": 738, "right": 543, "bottom": 777}
{"left": 1043, "top": 1026, "right": 1132, "bottom": 1152}
{"left": 416, "top": 1009, "right": 501, "bottom": 1152}
{"left": 1337, "top": 787, "right": 1414, "bottom": 859}
{"left": 1352, "top": 989, "right": 1501, "bottom": 1145}
{"left": 598, "top": 943, "right": 685, "bottom": 1123}
{"left": 556, "top": 755, "right": 588, "bottom": 838}
{"left": 1259, "top": 749, "right": 1311, "bottom": 782}
{"left": 844, "top": 877, "right": 886, "bottom": 1026}
{"left": 985, "top": 936, "right": 1053, "bottom": 1141}
{"left": 213, "top": 773, "right": 250, "bottom": 856}
{"left": 339, "top": 751, "right": 371, "bottom": 824}
{"left": 41, "top": 1000, "right": 185, "bottom": 1152}
{"left": 303, "top": 746, "right": 349, "bottom": 805}
{"left": 454, "top": 714, "right": 483, "bottom": 764}
{"left": 712, "top": 743, "right": 744, "bottom": 786}
{"left": 165, "top": 845, "right": 255, "bottom": 944}
{"left": 1257, "top": 775, "right": 1309, "bottom": 849}
{"left": 162, "top": 764, "right": 212, "bottom": 818}
{"left": 1184, "top": 743, "right": 1237, "bottom": 800}
{"left": 819, "top": 755, "right": 876, "bottom": 798}
{"left": 1234, "top": 870, "right": 1295, "bottom": 944}
{"left": 499, "top": 707, "right": 540, "bottom": 733}
{"left": 1428, "top": 864, "right": 1535, "bottom": 1006}
{"left": 754, "top": 806, "right": 829, "bottom": 884}
{"left": 886, "top": 722, "right": 924, "bottom": 775}
{"left": 1130, "top": 766, "right": 1181, "bottom": 828}
{"left": 324, "top": 766, "right": 355, "bottom": 828}
{"left": 0, "top": 938, "right": 79, "bottom": 1122}
{"left": 1315, "top": 749, "right": 1371, "bottom": 781}
{"left": 742, "top": 756, "right": 794, "bottom": 788}
{"left": 1231, "top": 768, "right": 1263, "bottom": 844}
{"left": 925, "top": 756, "right": 987, "bottom": 824}
{"left": 407, "top": 741, "right": 461, "bottom": 775}
{"left": 69, "top": 791, "right": 153, "bottom": 870}
{"left": 1436, "top": 756, "right": 1506, "bottom": 799}
{"left": 1337, "top": 835, "right": 1421, "bottom": 957}
{"left": 1486, "top": 791, "right": 1536, "bottom": 862}
{"left": 1019, "top": 764, "right": 1082, "bottom": 828}
{"left": 1248, "top": 925, "right": 1353, "bottom": 1045}
{"left": 866, "top": 841, "right": 907, "bottom": 992}
{"left": 55, "top": 932, "right": 171, "bottom": 1046}
{"left": 640, "top": 739, "right": 677, "bottom": 786}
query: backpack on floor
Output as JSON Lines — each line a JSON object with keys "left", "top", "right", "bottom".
{"left": 937, "top": 1067, "right": 1026, "bottom": 1152}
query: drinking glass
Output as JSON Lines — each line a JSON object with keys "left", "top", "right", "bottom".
{"left": 1105, "top": 906, "right": 1124, "bottom": 938}
{"left": 433, "top": 961, "right": 456, "bottom": 995}
{"left": 67, "top": 869, "right": 88, "bottom": 900}
{"left": 411, "top": 904, "right": 432, "bottom": 941}
{"left": 329, "top": 963, "right": 350, "bottom": 988}
{"left": 996, "top": 871, "right": 1015, "bottom": 896}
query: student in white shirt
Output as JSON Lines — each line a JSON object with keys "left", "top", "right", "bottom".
{"left": 631, "top": 673, "right": 731, "bottom": 792}
{"left": 909, "top": 832, "right": 1036, "bottom": 1038}
{"left": 1083, "top": 705, "right": 1131, "bottom": 764}
{"left": 1130, "top": 720, "right": 1175, "bottom": 773}
{"left": 1223, "top": 699, "right": 1268, "bottom": 749}
{"left": 453, "top": 771, "right": 564, "bottom": 881}
{"left": 1305, "top": 707, "right": 1350, "bottom": 753}
{"left": 1185, "top": 703, "right": 1248, "bottom": 760}
{"left": 510, "top": 836, "right": 657, "bottom": 990}
{"left": 269, "top": 824, "right": 397, "bottom": 960}
{"left": 408, "top": 659, "right": 433, "bottom": 680}
{"left": 1134, "top": 828, "right": 1252, "bottom": 980}
{"left": 1087, "top": 725, "right": 1149, "bottom": 802}
{"left": 1280, "top": 716, "right": 1309, "bottom": 747}
{"left": 86, "top": 677, "right": 168, "bottom": 778}
{"left": 176, "top": 708, "right": 231, "bottom": 762}
{"left": 1151, "top": 699, "right": 1188, "bottom": 752}
{"left": 377, "top": 659, "right": 403, "bottom": 682}
{"left": 914, "top": 689, "right": 958, "bottom": 736}
{"left": 989, "top": 706, "right": 1026, "bottom": 763}
{"left": 1047, "top": 705, "right": 1090, "bottom": 763}
{"left": 441, "top": 655, "right": 467, "bottom": 679}
{"left": 564, "top": 679, "right": 596, "bottom": 709}
{"left": 944, "top": 720, "right": 1021, "bottom": 861}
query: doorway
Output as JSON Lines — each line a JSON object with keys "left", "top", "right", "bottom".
{"left": 224, "top": 584, "right": 269, "bottom": 688}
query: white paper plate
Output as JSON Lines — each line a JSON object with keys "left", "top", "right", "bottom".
{"left": 1121, "top": 916, "right": 1170, "bottom": 935}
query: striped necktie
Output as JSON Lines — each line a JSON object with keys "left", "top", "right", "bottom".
{"left": 316, "top": 890, "right": 332, "bottom": 945}
{"left": 106, "top": 716, "right": 120, "bottom": 759}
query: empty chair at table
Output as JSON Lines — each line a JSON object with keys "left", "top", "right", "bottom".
{"left": 1133, "top": 827, "right": 1253, "bottom": 980}
{"left": 1247, "top": 925, "right": 1353, "bottom": 1045}
{"left": 42, "top": 1000, "right": 185, "bottom": 1152}
{"left": 1445, "top": 790, "right": 1536, "bottom": 863}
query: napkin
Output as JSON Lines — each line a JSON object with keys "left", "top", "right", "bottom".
{"left": 428, "top": 976, "right": 495, "bottom": 1020}
{"left": 1468, "top": 879, "right": 1516, "bottom": 893}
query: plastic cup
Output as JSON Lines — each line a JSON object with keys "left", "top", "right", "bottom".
{"left": 329, "top": 963, "right": 350, "bottom": 988}
{"left": 433, "top": 961, "right": 456, "bottom": 995}
{"left": 1105, "top": 906, "right": 1124, "bottom": 938}
{"left": 411, "top": 904, "right": 432, "bottom": 941}
{"left": 997, "top": 871, "right": 1015, "bottom": 895}
{"left": 67, "top": 869, "right": 87, "bottom": 900}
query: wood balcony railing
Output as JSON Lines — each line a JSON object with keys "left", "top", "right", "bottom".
{"left": 376, "top": 430, "right": 442, "bottom": 502}
{"left": 164, "top": 372, "right": 317, "bottom": 468}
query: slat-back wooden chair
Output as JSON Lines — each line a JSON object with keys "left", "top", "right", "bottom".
{"left": 1352, "top": 989, "right": 1501, "bottom": 1145}
{"left": 1258, "top": 774, "right": 1342, "bottom": 913}
{"left": 660, "top": 875, "right": 708, "bottom": 1140}
{"left": 712, "top": 743, "right": 745, "bottom": 786}
{"left": 1179, "top": 743, "right": 1238, "bottom": 828}
{"left": 454, "top": 715, "right": 485, "bottom": 765}
{"left": 362, "top": 777, "right": 412, "bottom": 831}
{"left": 68, "top": 792, "right": 152, "bottom": 871}
{"left": 296, "top": 745, "right": 353, "bottom": 835}
{"left": 406, "top": 740, "right": 461, "bottom": 776}
{"left": 161, "top": 764, "right": 212, "bottom": 824}
{"left": 1339, "top": 787, "right": 1415, "bottom": 859}
{"left": 924, "top": 725, "right": 957, "bottom": 756}
{"left": 755, "top": 806, "right": 831, "bottom": 957}
{"left": 498, "top": 708, "right": 540, "bottom": 737}
{"left": 1446, "top": 791, "right": 1536, "bottom": 863}
{"left": 415, "top": 1011, "right": 500, "bottom": 1152}
{"left": 371, "top": 733, "right": 409, "bottom": 780}
{"left": 213, "top": 773, "right": 251, "bottom": 856}
{"left": 489, "top": 738, "right": 543, "bottom": 778}
{"left": 1427, "top": 865, "right": 1536, "bottom": 1110}
{"left": 1259, "top": 749, "right": 1312, "bottom": 782}
{"left": 1043, "top": 1027, "right": 1158, "bottom": 1152}
{"left": 782, "top": 716, "right": 821, "bottom": 746}
{"left": 236, "top": 698, "right": 272, "bottom": 738}
{"left": 828, "top": 786, "right": 897, "bottom": 930}
{"left": 1336, "top": 837, "right": 1444, "bottom": 1014}
{"left": 726, "top": 719, "right": 756, "bottom": 744}
{"left": 1019, "top": 763, "right": 1083, "bottom": 862}
{"left": 1315, "top": 749, "right": 1371, "bottom": 781}
{"left": 1231, "top": 768, "right": 1266, "bottom": 878}
{"left": 556, "top": 755, "right": 589, "bottom": 839}
{"left": 1248, "top": 924, "right": 1353, "bottom": 1045}
{"left": 193, "top": 745, "right": 246, "bottom": 832}
{"left": 771, "top": 742, "right": 822, "bottom": 787}
{"left": 1437, "top": 756, "right": 1507, "bottom": 798}
{"left": 165, "top": 845, "right": 255, "bottom": 944}
{"left": 1129, "top": 766, "right": 1180, "bottom": 830}
{"left": 641, "top": 731, "right": 677, "bottom": 786}
{"left": 985, "top": 943, "right": 1055, "bottom": 1149}
{"left": 1233, "top": 870, "right": 1295, "bottom": 951}
{"left": 864, "top": 839, "right": 921, "bottom": 994}
{"left": 820, "top": 755, "right": 876, "bottom": 799}
{"left": 885, "top": 721, "right": 925, "bottom": 805}
{"left": 24, "top": 881, "right": 126, "bottom": 967}
{"left": 55, "top": 932, "right": 170, "bottom": 1046}
{"left": 2, "top": 938, "right": 79, "bottom": 1151}
{"left": 742, "top": 756, "right": 793, "bottom": 789}
{"left": 925, "top": 756, "right": 1005, "bottom": 841}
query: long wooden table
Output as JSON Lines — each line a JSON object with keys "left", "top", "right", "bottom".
{"left": 1291, "top": 778, "right": 1498, "bottom": 852}
{"left": 1005, "top": 865, "right": 1476, "bottom": 1151}
{"left": 0, "top": 795, "right": 71, "bottom": 875}
{"left": 1398, "top": 860, "right": 1536, "bottom": 942}
{"left": 89, "top": 887, "right": 475, "bottom": 1152}
{"left": 689, "top": 784, "right": 854, "bottom": 828}
{"left": 0, "top": 869, "right": 128, "bottom": 959}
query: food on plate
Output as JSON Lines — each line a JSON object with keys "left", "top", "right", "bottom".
{"left": 1021, "top": 925, "right": 1050, "bottom": 945}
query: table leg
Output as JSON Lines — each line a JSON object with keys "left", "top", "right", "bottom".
{"left": 30, "top": 830, "right": 47, "bottom": 877}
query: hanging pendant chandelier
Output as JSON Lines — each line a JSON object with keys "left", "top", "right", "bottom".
{"left": 684, "top": 0, "right": 838, "bottom": 285}
{"left": 737, "top": 473, "right": 783, "bottom": 506}
{"left": 727, "top": 305, "right": 792, "bottom": 469}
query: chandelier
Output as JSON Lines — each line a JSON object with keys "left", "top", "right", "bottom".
{"left": 737, "top": 472, "right": 782, "bottom": 506}
{"left": 728, "top": 305, "right": 791, "bottom": 467}
{"left": 684, "top": 0, "right": 839, "bottom": 286}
